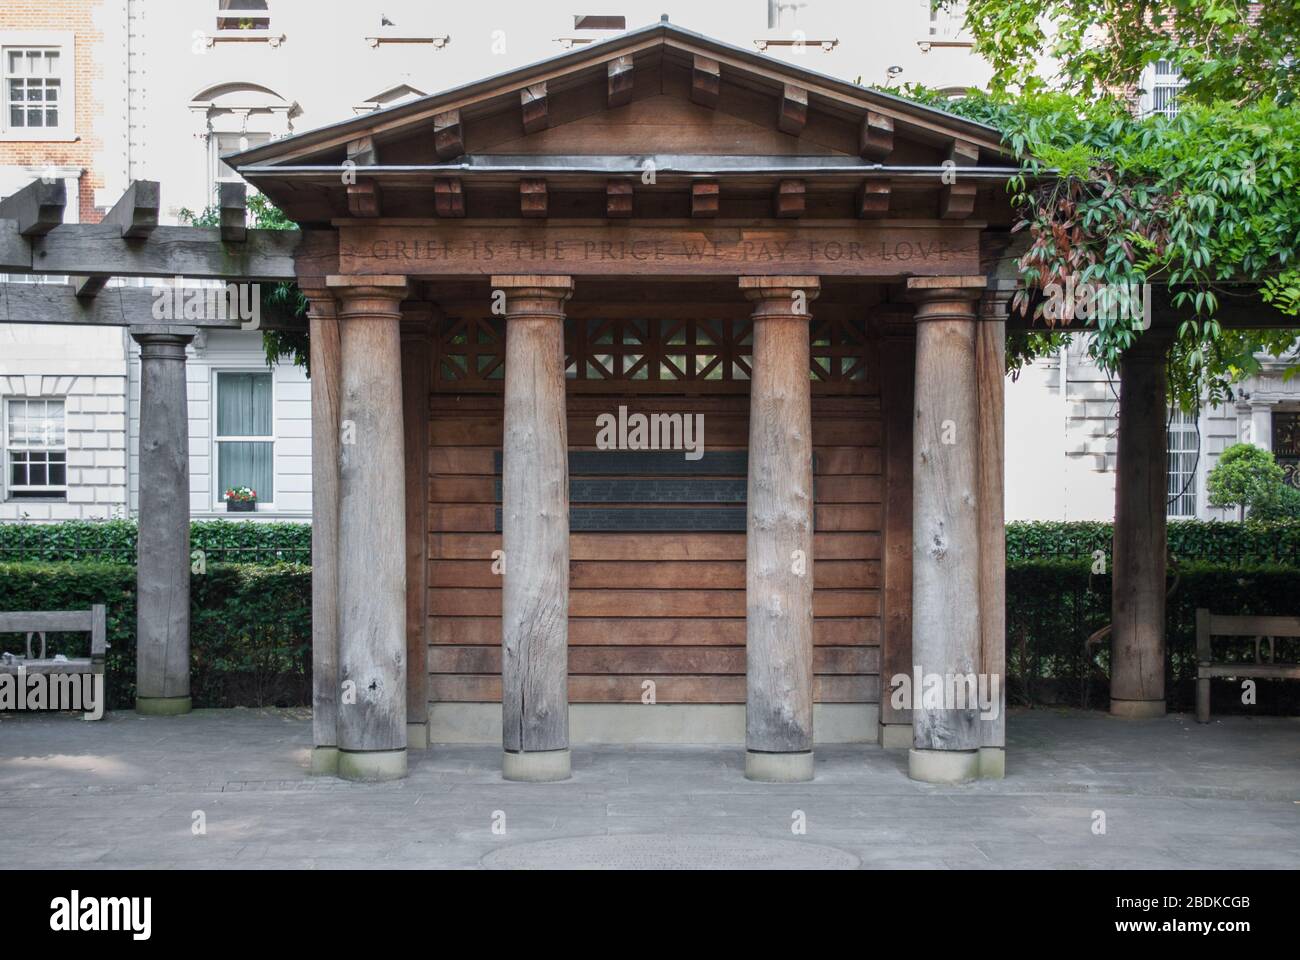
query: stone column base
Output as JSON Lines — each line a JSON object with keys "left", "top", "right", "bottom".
{"left": 310, "top": 746, "right": 339, "bottom": 775}
{"left": 135, "top": 696, "right": 192, "bottom": 716}
{"left": 503, "top": 749, "right": 571, "bottom": 782}
{"left": 879, "top": 722, "right": 912, "bottom": 749}
{"left": 338, "top": 748, "right": 407, "bottom": 782}
{"left": 1110, "top": 698, "right": 1166, "bottom": 719}
{"left": 978, "top": 746, "right": 1005, "bottom": 780}
{"left": 908, "top": 748, "right": 979, "bottom": 784}
{"left": 745, "top": 750, "right": 814, "bottom": 782}
{"left": 407, "top": 721, "right": 429, "bottom": 750}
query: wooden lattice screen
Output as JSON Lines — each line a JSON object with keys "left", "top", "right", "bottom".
{"left": 431, "top": 315, "right": 871, "bottom": 394}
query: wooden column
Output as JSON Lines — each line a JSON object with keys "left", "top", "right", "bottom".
{"left": 878, "top": 310, "right": 915, "bottom": 749}
{"left": 740, "top": 275, "right": 819, "bottom": 783}
{"left": 496, "top": 274, "right": 574, "bottom": 782}
{"left": 302, "top": 287, "right": 341, "bottom": 774}
{"left": 326, "top": 275, "right": 410, "bottom": 781}
{"left": 976, "top": 299, "right": 1007, "bottom": 778}
{"left": 401, "top": 308, "right": 433, "bottom": 749}
{"left": 131, "top": 328, "right": 195, "bottom": 716}
{"left": 1110, "top": 334, "right": 1171, "bottom": 718}
{"left": 906, "top": 276, "right": 986, "bottom": 784}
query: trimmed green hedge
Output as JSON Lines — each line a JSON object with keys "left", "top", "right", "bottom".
{"left": 1, "top": 552, "right": 1296, "bottom": 714}
{"left": 3, "top": 519, "right": 1295, "bottom": 566}
{"left": 1006, "top": 560, "right": 1300, "bottom": 712}
{"left": 1006, "top": 520, "right": 1300, "bottom": 565}
{"left": 0, "top": 561, "right": 310, "bottom": 710}
{"left": 0, "top": 519, "right": 310, "bottom": 564}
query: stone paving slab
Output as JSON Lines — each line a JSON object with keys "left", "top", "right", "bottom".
{"left": 0, "top": 706, "right": 1296, "bottom": 869}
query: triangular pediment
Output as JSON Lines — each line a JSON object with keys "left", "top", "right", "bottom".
{"left": 232, "top": 20, "right": 1017, "bottom": 225}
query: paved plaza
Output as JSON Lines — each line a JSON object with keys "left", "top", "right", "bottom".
{"left": 0, "top": 708, "right": 1295, "bottom": 869}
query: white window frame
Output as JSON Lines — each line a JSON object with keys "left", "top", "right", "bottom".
{"left": 1167, "top": 406, "right": 1200, "bottom": 518}
{"left": 211, "top": 368, "right": 277, "bottom": 511}
{"left": 210, "top": 129, "right": 272, "bottom": 194}
{"left": 1139, "top": 59, "right": 1187, "bottom": 118}
{"left": 3, "top": 396, "right": 68, "bottom": 501}
{"left": 923, "top": 0, "right": 973, "bottom": 44}
{"left": 0, "top": 31, "right": 75, "bottom": 141}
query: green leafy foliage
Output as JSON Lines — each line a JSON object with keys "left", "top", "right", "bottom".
{"left": 178, "top": 195, "right": 311, "bottom": 373}
{"left": 1006, "top": 560, "right": 1300, "bottom": 712}
{"left": 1206, "top": 442, "right": 1300, "bottom": 519}
{"left": 0, "top": 562, "right": 310, "bottom": 709}
{"left": 941, "top": 0, "right": 1300, "bottom": 107}
{"left": 1006, "top": 518, "right": 1300, "bottom": 564}
{"left": 897, "top": 84, "right": 1300, "bottom": 410}
{"left": 0, "top": 519, "right": 310, "bottom": 564}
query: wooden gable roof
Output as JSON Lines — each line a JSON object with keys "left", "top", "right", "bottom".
{"left": 233, "top": 18, "right": 1019, "bottom": 226}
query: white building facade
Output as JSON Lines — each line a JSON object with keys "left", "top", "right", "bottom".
{"left": 1, "top": 0, "right": 1295, "bottom": 522}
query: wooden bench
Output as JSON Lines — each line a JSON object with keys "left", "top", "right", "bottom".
{"left": 0, "top": 606, "right": 108, "bottom": 718}
{"left": 1196, "top": 609, "right": 1300, "bottom": 723}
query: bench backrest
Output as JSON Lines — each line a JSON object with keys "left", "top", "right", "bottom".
{"left": 1196, "top": 609, "right": 1300, "bottom": 661}
{"left": 0, "top": 606, "right": 107, "bottom": 660}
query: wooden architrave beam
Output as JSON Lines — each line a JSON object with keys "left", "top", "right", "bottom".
{"left": 346, "top": 136, "right": 382, "bottom": 217}
{"left": 434, "top": 177, "right": 465, "bottom": 217}
{"left": 606, "top": 179, "right": 634, "bottom": 217}
{"left": 72, "top": 180, "right": 161, "bottom": 298}
{"left": 521, "top": 82, "right": 548, "bottom": 134}
{"left": 691, "top": 181, "right": 719, "bottom": 218}
{"left": 691, "top": 55, "right": 720, "bottom": 108}
{"left": 0, "top": 178, "right": 66, "bottom": 236}
{"left": 607, "top": 55, "right": 634, "bottom": 107}
{"left": 520, "top": 179, "right": 548, "bottom": 218}
{"left": 218, "top": 182, "right": 247, "bottom": 243}
{"left": 777, "top": 84, "right": 808, "bottom": 136}
{"left": 774, "top": 178, "right": 806, "bottom": 218}
{"left": 859, "top": 110, "right": 894, "bottom": 160}
{"left": 434, "top": 108, "right": 464, "bottom": 160}
{"left": 857, "top": 180, "right": 891, "bottom": 218}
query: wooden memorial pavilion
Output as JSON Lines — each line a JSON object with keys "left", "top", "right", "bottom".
{"left": 5, "top": 20, "right": 1288, "bottom": 785}
{"left": 228, "top": 19, "right": 1019, "bottom": 784}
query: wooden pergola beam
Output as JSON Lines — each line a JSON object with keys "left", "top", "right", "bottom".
{"left": 16, "top": 225, "right": 299, "bottom": 280}
{"left": 72, "top": 180, "right": 163, "bottom": 297}
{"left": 0, "top": 178, "right": 66, "bottom": 236}
{"left": 218, "top": 182, "right": 247, "bottom": 243}
{"left": 858, "top": 181, "right": 891, "bottom": 218}
{"left": 0, "top": 282, "right": 243, "bottom": 327}
{"left": 434, "top": 177, "right": 465, "bottom": 217}
{"left": 691, "top": 181, "right": 719, "bottom": 218}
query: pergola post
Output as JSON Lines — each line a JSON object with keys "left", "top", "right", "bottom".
{"left": 495, "top": 274, "right": 574, "bottom": 783}
{"left": 302, "top": 286, "right": 341, "bottom": 774}
{"left": 327, "top": 275, "right": 410, "bottom": 781}
{"left": 1110, "top": 334, "right": 1172, "bottom": 718}
{"left": 131, "top": 328, "right": 196, "bottom": 716}
{"left": 906, "top": 277, "right": 986, "bottom": 784}
{"left": 740, "top": 275, "right": 819, "bottom": 783}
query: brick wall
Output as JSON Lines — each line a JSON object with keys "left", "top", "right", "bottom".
{"left": 0, "top": 0, "right": 108, "bottom": 222}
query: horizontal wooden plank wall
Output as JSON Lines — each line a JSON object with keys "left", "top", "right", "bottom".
{"left": 428, "top": 389, "right": 883, "bottom": 707}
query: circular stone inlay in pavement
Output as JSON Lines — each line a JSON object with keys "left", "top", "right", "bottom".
{"left": 480, "top": 835, "right": 860, "bottom": 870}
